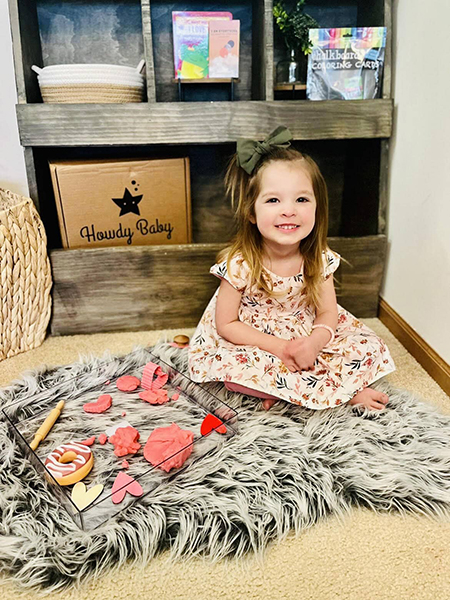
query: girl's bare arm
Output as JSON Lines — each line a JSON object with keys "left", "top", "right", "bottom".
{"left": 215, "top": 279, "right": 285, "bottom": 357}
{"left": 309, "top": 275, "right": 339, "bottom": 352}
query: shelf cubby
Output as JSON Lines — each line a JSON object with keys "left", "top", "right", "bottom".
{"left": 273, "top": 0, "right": 390, "bottom": 98}
{"left": 149, "top": 0, "right": 269, "bottom": 102}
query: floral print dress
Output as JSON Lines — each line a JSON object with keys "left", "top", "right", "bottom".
{"left": 188, "top": 249, "right": 396, "bottom": 410}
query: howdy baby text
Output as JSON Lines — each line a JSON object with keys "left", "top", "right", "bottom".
{"left": 80, "top": 219, "right": 174, "bottom": 245}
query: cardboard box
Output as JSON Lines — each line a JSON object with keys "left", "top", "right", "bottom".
{"left": 49, "top": 157, "right": 192, "bottom": 249}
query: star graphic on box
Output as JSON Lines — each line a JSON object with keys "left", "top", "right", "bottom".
{"left": 112, "top": 188, "right": 143, "bottom": 216}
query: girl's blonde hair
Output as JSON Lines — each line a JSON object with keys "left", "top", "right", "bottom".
{"left": 217, "top": 145, "right": 341, "bottom": 313}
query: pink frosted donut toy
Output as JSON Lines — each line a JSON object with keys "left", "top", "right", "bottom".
{"left": 44, "top": 442, "right": 94, "bottom": 486}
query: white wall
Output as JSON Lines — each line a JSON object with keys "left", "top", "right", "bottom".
{"left": 0, "top": 0, "right": 27, "bottom": 195}
{"left": 382, "top": 0, "right": 450, "bottom": 363}
{"left": 1, "top": 0, "right": 449, "bottom": 362}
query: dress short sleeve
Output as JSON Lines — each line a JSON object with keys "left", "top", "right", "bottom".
{"left": 322, "top": 248, "right": 341, "bottom": 281}
{"left": 210, "top": 253, "right": 249, "bottom": 293}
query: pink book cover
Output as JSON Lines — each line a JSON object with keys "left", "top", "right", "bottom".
{"left": 208, "top": 20, "right": 240, "bottom": 78}
{"left": 172, "top": 11, "right": 232, "bottom": 79}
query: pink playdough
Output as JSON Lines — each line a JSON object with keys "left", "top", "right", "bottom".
{"left": 121, "top": 460, "right": 130, "bottom": 469}
{"left": 171, "top": 393, "right": 180, "bottom": 401}
{"left": 80, "top": 435, "right": 96, "bottom": 446}
{"left": 122, "top": 411, "right": 127, "bottom": 417}
{"left": 111, "top": 471, "right": 143, "bottom": 504}
{"left": 141, "top": 362, "right": 168, "bottom": 391}
{"left": 98, "top": 433, "right": 108, "bottom": 445}
{"left": 83, "top": 394, "right": 112, "bottom": 414}
{"left": 139, "top": 388, "right": 169, "bottom": 405}
{"left": 144, "top": 423, "right": 194, "bottom": 472}
{"left": 116, "top": 375, "right": 141, "bottom": 392}
{"left": 109, "top": 426, "right": 141, "bottom": 457}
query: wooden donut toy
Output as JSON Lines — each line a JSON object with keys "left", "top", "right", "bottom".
{"left": 45, "top": 442, "right": 94, "bottom": 486}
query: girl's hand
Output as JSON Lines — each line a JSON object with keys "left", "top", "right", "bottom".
{"left": 278, "top": 337, "right": 319, "bottom": 372}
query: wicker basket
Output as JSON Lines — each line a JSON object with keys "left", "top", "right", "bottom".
{"left": 39, "top": 83, "right": 144, "bottom": 104}
{"left": 0, "top": 189, "right": 52, "bottom": 360}
{"left": 32, "top": 63, "right": 146, "bottom": 104}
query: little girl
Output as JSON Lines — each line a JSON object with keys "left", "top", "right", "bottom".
{"left": 188, "top": 126, "right": 396, "bottom": 412}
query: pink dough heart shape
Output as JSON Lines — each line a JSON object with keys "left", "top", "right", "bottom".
{"left": 83, "top": 394, "right": 112, "bottom": 414}
{"left": 111, "top": 471, "right": 143, "bottom": 504}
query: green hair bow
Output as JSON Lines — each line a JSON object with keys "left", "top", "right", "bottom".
{"left": 236, "top": 126, "right": 293, "bottom": 175}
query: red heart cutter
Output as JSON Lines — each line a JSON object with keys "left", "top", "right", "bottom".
{"left": 200, "top": 414, "right": 227, "bottom": 436}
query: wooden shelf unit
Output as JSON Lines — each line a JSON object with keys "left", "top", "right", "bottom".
{"left": 8, "top": 0, "right": 393, "bottom": 334}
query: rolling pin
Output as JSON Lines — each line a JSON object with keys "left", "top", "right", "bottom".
{"left": 30, "top": 400, "right": 65, "bottom": 451}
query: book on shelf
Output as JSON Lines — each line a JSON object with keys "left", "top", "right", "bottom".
{"left": 209, "top": 20, "right": 240, "bottom": 78}
{"left": 306, "top": 27, "right": 387, "bottom": 100}
{"left": 172, "top": 11, "right": 232, "bottom": 80}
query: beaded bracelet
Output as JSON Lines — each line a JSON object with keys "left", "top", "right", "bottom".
{"left": 311, "top": 324, "right": 335, "bottom": 346}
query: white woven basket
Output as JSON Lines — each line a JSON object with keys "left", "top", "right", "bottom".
{"left": 32, "top": 61, "right": 146, "bottom": 104}
{"left": 39, "top": 83, "right": 144, "bottom": 104}
{"left": 0, "top": 189, "right": 52, "bottom": 360}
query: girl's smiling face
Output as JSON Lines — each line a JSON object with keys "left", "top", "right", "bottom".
{"left": 250, "top": 160, "right": 317, "bottom": 253}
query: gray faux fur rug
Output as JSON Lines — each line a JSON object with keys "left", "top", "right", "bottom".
{"left": 1, "top": 341, "right": 450, "bottom": 594}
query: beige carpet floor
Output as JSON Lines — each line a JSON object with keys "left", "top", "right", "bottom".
{"left": 1, "top": 319, "right": 449, "bottom": 600}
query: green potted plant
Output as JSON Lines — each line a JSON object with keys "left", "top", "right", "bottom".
{"left": 273, "top": 0, "right": 319, "bottom": 84}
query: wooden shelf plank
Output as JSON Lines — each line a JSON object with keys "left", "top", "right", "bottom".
{"left": 17, "top": 99, "right": 393, "bottom": 146}
{"left": 49, "top": 235, "right": 387, "bottom": 335}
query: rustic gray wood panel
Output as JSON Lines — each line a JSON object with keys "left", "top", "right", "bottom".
{"left": 378, "top": 138, "right": 389, "bottom": 235}
{"left": 251, "top": 0, "right": 274, "bottom": 101}
{"left": 35, "top": 0, "right": 144, "bottom": 68}
{"left": 356, "top": 0, "right": 392, "bottom": 232}
{"left": 49, "top": 235, "right": 386, "bottom": 335}
{"left": 141, "top": 0, "right": 156, "bottom": 102}
{"left": 383, "top": 0, "right": 392, "bottom": 99}
{"left": 188, "top": 145, "right": 233, "bottom": 243}
{"left": 8, "top": 0, "right": 26, "bottom": 103}
{"left": 8, "top": 0, "right": 43, "bottom": 103}
{"left": 252, "top": 0, "right": 264, "bottom": 100}
{"left": 50, "top": 243, "right": 228, "bottom": 335}
{"left": 17, "top": 99, "right": 393, "bottom": 146}
{"left": 264, "top": 0, "right": 274, "bottom": 100}
{"left": 23, "top": 148, "right": 39, "bottom": 210}
{"left": 332, "top": 235, "right": 387, "bottom": 317}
